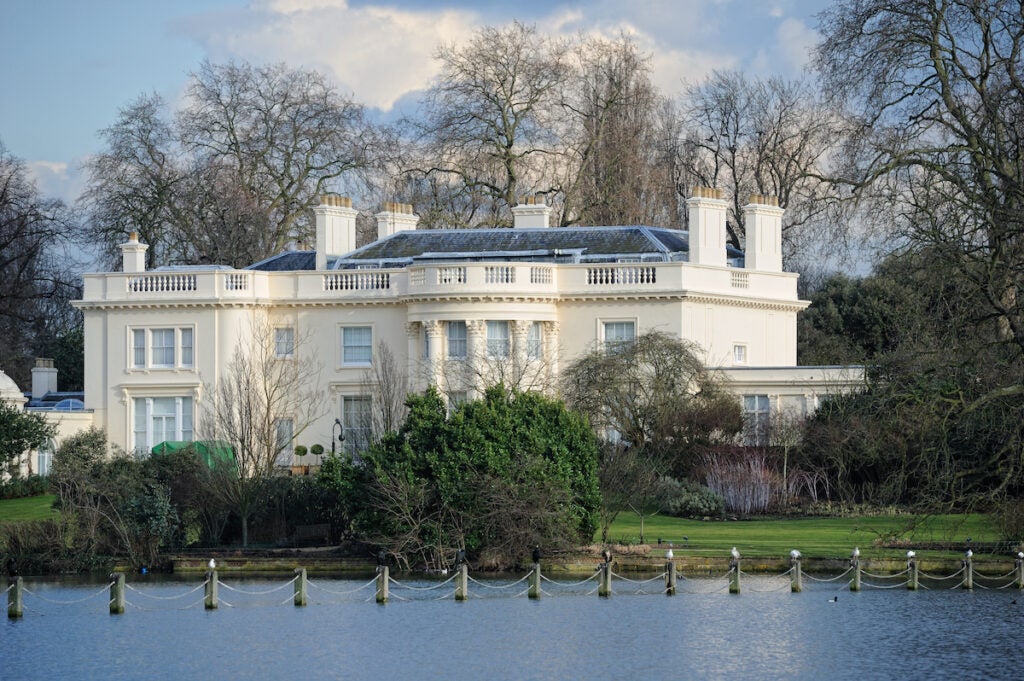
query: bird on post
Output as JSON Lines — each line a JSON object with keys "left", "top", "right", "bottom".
{"left": 852, "top": 547, "right": 860, "bottom": 559}
{"left": 602, "top": 548, "right": 611, "bottom": 565}
{"left": 790, "top": 549, "right": 801, "bottom": 560}
{"left": 666, "top": 543, "right": 674, "bottom": 560}
{"left": 208, "top": 558, "right": 216, "bottom": 570}
{"left": 532, "top": 546, "right": 541, "bottom": 564}
{"left": 731, "top": 547, "right": 740, "bottom": 561}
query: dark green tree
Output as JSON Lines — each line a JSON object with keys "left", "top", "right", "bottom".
{"left": 0, "top": 402, "right": 54, "bottom": 478}
{"left": 354, "top": 385, "right": 599, "bottom": 570}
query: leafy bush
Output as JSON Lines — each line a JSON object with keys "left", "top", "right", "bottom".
{"left": 0, "top": 475, "right": 50, "bottom": 499}
{"left": 664, "top": 478, "right": 725, "bottom": 518}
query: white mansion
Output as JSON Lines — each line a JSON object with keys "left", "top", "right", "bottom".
{"left": 71, "top": 187, "right": 861, "bottom": 464}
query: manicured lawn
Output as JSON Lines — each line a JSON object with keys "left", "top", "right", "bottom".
{"left": 0, "top": 494, "right": 58, "bottom": 523}
{"left": 601, "top": 512, "right": 1004, "bottom": 560}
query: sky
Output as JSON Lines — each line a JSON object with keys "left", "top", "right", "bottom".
{"left": 0, "top": 0, "right": 832, "bottom": 205}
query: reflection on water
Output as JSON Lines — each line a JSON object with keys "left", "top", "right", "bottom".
{"left": 4, "top": 573, "right": 1023, "bottom": 680}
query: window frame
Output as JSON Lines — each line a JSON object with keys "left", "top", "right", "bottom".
{"left": 486, "top": 320, "right": 510, "bottom": 359}
{"left": 131, "top": 395, "right": 195, "bottom": 454}
{"left": 341, "top": 395, "right": 373, "bottom": 455}
{"left": 447, "top": 321, "right": 467, "bottom": 360}
{"left": 128, "top": 326, "right": 196, "bottom": 370}
{"left": 527, "top": 321, "right": 544, "bottom": 360}
{"left": 340, "top": 325, "right": 373, "bottom": 366}
{"left": 742, "top": 394, "right": 771, "bottom": 446}
{"left": 601, "top": 319, "right": 636, "bottom": 355}
{"left": 275, "top": 327, "right": 296, "bottom": 359}
{"left": 150, "top": 328, "right": 176, "bottom": 368}
{"left": 733, "top": 343, "right": 748, "bottom": 365}
{"left": 274, "top": 417, "right": 295, "bottom": 466}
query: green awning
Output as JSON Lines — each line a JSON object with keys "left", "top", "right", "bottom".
{"left": 152, "top": 440, "right": 236, "bottom": 472}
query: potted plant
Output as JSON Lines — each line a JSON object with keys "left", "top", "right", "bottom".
{"left": 294, "top": 445, "right": 308, "bottom": 475}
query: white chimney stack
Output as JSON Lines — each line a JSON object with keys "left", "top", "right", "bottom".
{"left": 31, "top": 358, "right": 58, "bottom": 400}
{"left": 743, "top": 194, "right": 784, "bottom": 272}
{"left": 512, "top": 195, "right": 551, "bottom": 228}
{"left": 375, "top": 202, "right": 419, "bottom": 241}
{"left": 315, "top": 195, "right": 359, "bottom": 270}
{"left": 121, "top": 232, "right": 148, "bottom": 273}
{"left": 686, "top": 187, "right": 728, "bottom": 267}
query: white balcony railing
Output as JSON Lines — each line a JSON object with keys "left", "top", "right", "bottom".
{"left": 585, "top": 265, "right": 657, "bottom": 285}
{"left": 126, "top": 273, "right": 197, "bottom": 293}
{"left": 81, "top": 260, "right": 801, "bottom": 306}
{"left": 485, "top": 266, "right": 515, "bottom": 284}
{"left": 323, "top": 271, "right": 391, "bottom": 291}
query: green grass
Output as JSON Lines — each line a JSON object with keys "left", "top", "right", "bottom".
{"left": 0, "top": 494, "right": 58, "bottom": 523}
{"left": 600, "top": 512, "right": 1004, "bottom": 560}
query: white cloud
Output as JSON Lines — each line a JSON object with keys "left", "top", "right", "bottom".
{"left": 258, "top": 0, "right": 350, "bottom": 13}
{"left": 775, "top": 17, "right": 817, "bottom": 70}
{"left": 184, "top": 1, "right": 478, "bottom": 111}
{"left": 177, "top": 0, "right": 813, "bottom": 113}
{"left": 27, "top": 160, "right": 87, "bottom": 205}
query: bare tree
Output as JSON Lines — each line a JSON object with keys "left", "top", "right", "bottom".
{"left": 681, "top": 71, "right": 840, "bottom": 258}
{"left": 361, "top": 341, "right": 409, "bottom": 443}
{"left": 82, "top": 61, "right": 377, "bottom": 269}
{"left": 434, "top": 322, "right": 558, "bottom": 403}
{"left": 181, "top": 61, "right": 376, "bottom": 251}
{"left": 817, "top": 0, "right": 1024, "bottom": 361}
{"left": 199, "top": 316, "right": 325, "bottom": 546}
{"left": 562, "top": 331, "right": 742, "bottom": 475}
{"left": 0, "top": 141, "right": 80, "bottom": 387}
{"left": 558, "top": 35, "right": 680, "bottom": 228}
{"left": 405, "top": 22, "right": 568, "bottom": 227}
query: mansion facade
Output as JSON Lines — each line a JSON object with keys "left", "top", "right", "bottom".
{"left": 72, "top": 188, "right": 861, "bottom": 464}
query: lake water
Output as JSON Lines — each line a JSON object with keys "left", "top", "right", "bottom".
{"left": 4, "top": 571, "right": 1023, "bottom": 680}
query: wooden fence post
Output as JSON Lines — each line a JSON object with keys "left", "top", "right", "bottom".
{"left": 7, "top": 577, "right": 23, "bottom": 619}
{"left": 665, "top": 561, "right": 677, "bottom": 596}
{"left": 294, "top": 568, "right": 307, "bottom": 607}
{"left": 850, "top": 558, "right": 861, "bottom": 592}
{"left": 376, "top": 566, "right": 389, "bottom": 604}
{"left": 729, "top": 560, "right": 741, "bottom": 594}
{"left": 907, "top": 556, "right": 919, "bottom": 591}
{"left": 1016, "top": 554, "right": 1024, "bottom": 590}
{"left": 455, "top": 564, "right": 468, "bottom": 601}
{"left": 205, "top": 570, "right": 218, "bottom": 609}
{"left": 598, "top": 563, "right": 612, "bottom": 597}
{"left": 963, "top": 553, "right": 973, "bottom": 590}
{"left": 791, "top": 557, "right": 803, "bottom": 593}
{"left": 528, "top": 563, "right": 541, "bottom": 599}
{"left": 109, "top": 573, "right": 125, "bottom": 614}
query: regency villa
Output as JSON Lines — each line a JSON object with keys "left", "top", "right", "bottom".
{"left": 21, "top": 186, "right": 853, "bottom": 469}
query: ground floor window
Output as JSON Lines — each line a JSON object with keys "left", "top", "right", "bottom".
{"left": 743, "top": 394, "right": 771, "bottom": 446}
{"left": 133, "top": 396, "right": 194, "bottom": 454}
{"left": 37, "top": 438, "right": 55, "bottom": 476}
{"left": 275, "top": 417, "right": 295, "bottom": 466}
{"left": 342, "top": 396, "right": 373, "bottom": 455}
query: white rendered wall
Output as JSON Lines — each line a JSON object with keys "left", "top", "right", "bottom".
{"left": 77, "top": 258, "right": 813, "bottom": 455}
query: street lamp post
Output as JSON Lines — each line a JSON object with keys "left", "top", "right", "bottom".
{"left": 331, "top": 418, "right": 345, "bottom": 457}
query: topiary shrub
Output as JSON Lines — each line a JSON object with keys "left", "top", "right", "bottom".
{"left": 664, "top": 478, "right": 725, "bottom": 518}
